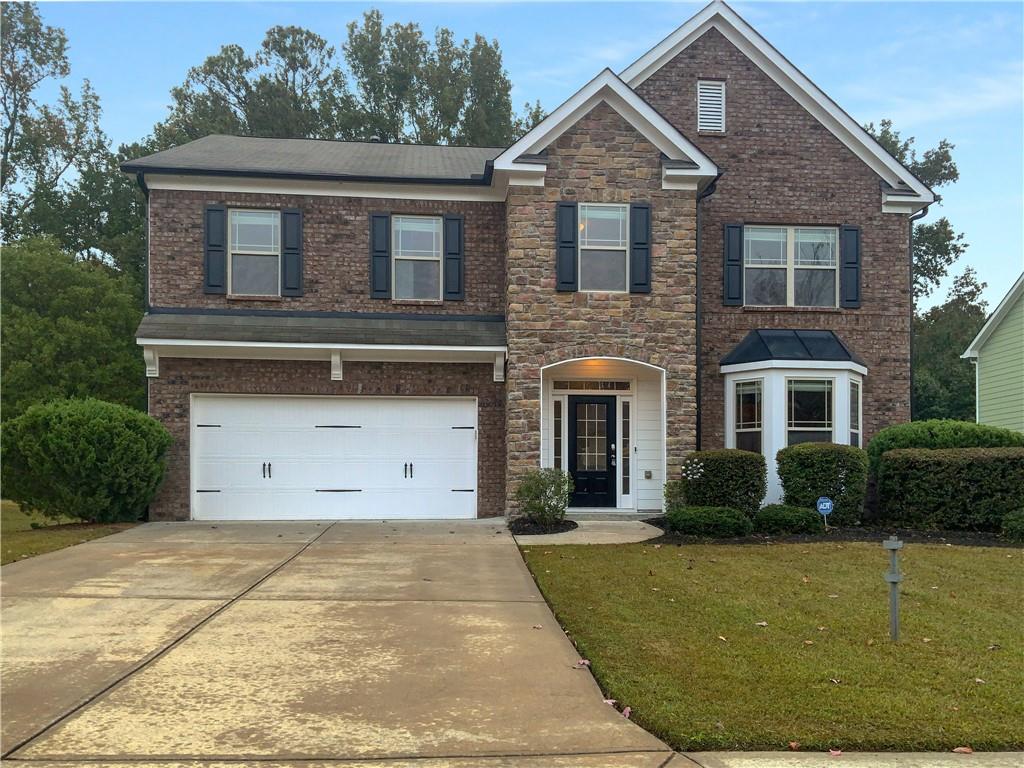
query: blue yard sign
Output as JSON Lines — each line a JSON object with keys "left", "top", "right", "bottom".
{"left": 816, "top": 497, "right": 833, "bottom": 517}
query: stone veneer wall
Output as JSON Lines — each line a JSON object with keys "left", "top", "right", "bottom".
{"left": 504, "top": 102, "right": 699, "bottom": 511}
{"left": 147, "top": 189, "right": 506, "bottom": 316}
{"left": 636, "top": 28, "right": 912, "bottom": 448}
{"left": 148, "top": 358, "right": 505, "bottom": 521}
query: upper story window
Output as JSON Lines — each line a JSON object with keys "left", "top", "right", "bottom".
{"left": 697, "top": 80, "right": 726, "bottom": 132}
{"left": 229, "top": 210, "right": 280, "bottom": 296}
{"left": 579, "top": 203, "right": 628, "bottom": 292}
{"left": 392, "top": 215, "right": 442, "bottom": 301}
{"left": 744, "top": 226, "right": 838, "bottom": 307}
{"left": 787, "top": 378, "right": 833, "bottom": 445}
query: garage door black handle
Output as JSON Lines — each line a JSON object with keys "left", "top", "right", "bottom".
{"left": 268, "top": 462, "right": 272, "bottom": 478}
{"left": 404, "top": 462, "right": 408, "bottom": 478}
{"left": 410, "top": 462, "right": 413, "bottom": 478}
{"left": 262, "top": 462, "right": 266, "bottom": 479}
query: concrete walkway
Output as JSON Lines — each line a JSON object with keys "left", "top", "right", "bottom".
{"left": 1, "top": 520, "right": 670, "bottom": 765}
{"left": 515, "top": 519, "right": 662, "bottom": 545}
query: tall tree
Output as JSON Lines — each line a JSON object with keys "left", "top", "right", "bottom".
{"left": 866, "top": 119, "right": 966, "bottom": 300}
{"left": 911, "top": 268, "right": 988, "bottom": 421}
{"left": 1, "top": 2, "right": 106, "bottom": 243}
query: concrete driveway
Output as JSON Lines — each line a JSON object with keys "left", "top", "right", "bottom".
{"left": 1, "top": 520, "right": 674, "bottom": 767}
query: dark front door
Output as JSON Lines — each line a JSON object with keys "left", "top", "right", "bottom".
{"left": 568, "top": 396, "right": 617, "bottom": 508}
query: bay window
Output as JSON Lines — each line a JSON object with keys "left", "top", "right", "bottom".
{"left": 744, "top": 226, "right": 838, "bottom": 307}
{"left": 849, "top": 380, "right": 862, "bottom": 447}
{"left": 579, "top": 204, "right": 628, "bottom": 292}
{"left": 787, "top": 379, "right": 833, "bottom": 445}
{"left": 734, "top": 379, "right": 762, "bottom": 453}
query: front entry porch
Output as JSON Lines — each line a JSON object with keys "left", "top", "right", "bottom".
{"left": 541, "top": 357, "right": 667, "bottom": 514}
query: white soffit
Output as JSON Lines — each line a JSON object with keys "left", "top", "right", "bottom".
{"left": 620, "top": 0, "right": 934, "bottom": 210}
{"left": 493, "top": 68, "right": 718, "bottom": 186}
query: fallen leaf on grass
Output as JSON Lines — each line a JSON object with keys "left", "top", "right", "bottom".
{"left": 828, "top": 593, "right": 839, "bottom": 599}
{"left": 817, "top": 625, "right": 828, "bottom": 631}
{"left": 952, "top": 746, "right": 973, "bottom": 754}
{"left": 755, "top": 621, "right": 768, "bottom": 627}
{"left": 829, "top": 678, "right": 842, "bottom": 685}
{"left": 803, "top": 640, "right": 814, "bottom": 645}
{"left": 603, "top": 699, "right": 616, "bottom": 706}
{"left": 576, "top": 659, "right": 590, "bottom": 667}
{"left": 988, "top": 644, "right": 1001, "bottom": 651}
{"left": 788, "top": 741, "right": 800, "bottom": 751}
{"left": 922, "top": 637, "right": 932, "bottom": 643}
{"left": 621, "top": 706, "right": 631, "bottom": 719}
{"left": 653, "top": 544, "right": 662, "bottom": 549}
{"left": 974, "top": 678, "right": 986, "bottom": 684}
{"left": 801, "top": 575, "right": 811, "bottom": 583}
{"left": 866, "top": 639, "right": 875, "bottom": 646}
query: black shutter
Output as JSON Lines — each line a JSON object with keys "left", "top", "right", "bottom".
{"left": 840, "top": 224, "right": 862, "bottom": 308}
{"left": 280, "top": 208, "right": 303, "bottom": 296}
{"left": 723, "top": 222, "right": 744, "bottom": 306}
{"left": 203, "top": 205, "right": 227, "bottom": 294}
{"left": 443, "top": 214, "right": 464, "bottom": 300}
{"left": 555, "top": 202, "right": 578, "bottom": 292}
{"left": 369, "top": 213, "right": 391, "bottom": 299}
{"left": 629, "top": 203, "right": 652, "bottom": 293}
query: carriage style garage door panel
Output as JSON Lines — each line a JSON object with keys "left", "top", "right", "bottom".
{"left": 191, "top": 396, "right": 477, "bottom": 520}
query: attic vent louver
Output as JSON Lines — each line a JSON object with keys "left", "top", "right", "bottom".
{"left": 697, "top": 80, "right": 726, "bottom": 132}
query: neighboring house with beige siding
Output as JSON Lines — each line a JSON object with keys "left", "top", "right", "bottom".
{"left": 962, "top": 274, "right": 1024, "bottom": 432}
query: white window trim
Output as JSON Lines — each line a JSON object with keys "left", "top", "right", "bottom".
{"left": 391, "top": 214, "right": 443, "bottom": 301}
{"left": 578, "top": 202, "right": 630, "bottom": 294}
{"left": 228, "top": 208, "right": 281, "bottom": 298}
{"left": 744, "top": 225, "right": 839, "bottom": 308}
{"left": 732, "top": 377, "right": 763, "bottom": 452}
{"left": 785, "top": 376, "right": 835, "bottom": 444}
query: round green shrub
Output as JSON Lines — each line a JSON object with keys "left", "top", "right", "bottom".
{"left": 1, "top": 398, "right": 172, "bottom": 523}
{"left": 1002, "top": 509, "right": 1024, "bottom": 543}
{"left": 665, "top": 506, "right": 753, "bottom": 538}
{"left": 675, "top": 450, "right": 766, "bottom": 517}
{"left": 867, "top": 419, "right": 1024, "bottom": 477}
{"left": 776, "top": 443, "right": 867, "bottom": 526}
{"left": 513, "top": 468, "right": 572, "bottom": 526}
{"left": 754, "top": 504, "right": 822, "bottom": 535}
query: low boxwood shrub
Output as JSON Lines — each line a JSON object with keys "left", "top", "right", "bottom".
{"left": 776, "top": 443, "right": 867, "bottom": 526}
{"left": 1, "top": 398, "right": 172, "bottom": 523}
{"left": 754, "top": 504, "right": 822, "bottom": 535}
{"left": 665, "top": 505, "right": 753, "bottom": 538}
{"left": 877, "top": 447, "right": 1024, "bottom": 531}
{"left": 675, "top": 450, "right": 766, "bottom": 517}
{"left": 867, "top": 419, "right": 1024, "bottom": 477}
{"left": 514, "top": 468, "right": 572, "bottom": 526}
{"left": 1002, "top": 509, "right": 1024, "bottom": 543}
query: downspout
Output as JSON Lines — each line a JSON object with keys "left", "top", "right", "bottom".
{"left": 908, "top": 203, "right": 930, "bottom": 420}
{"left": 694, "top": 173, "right": 722, "bottom": 451}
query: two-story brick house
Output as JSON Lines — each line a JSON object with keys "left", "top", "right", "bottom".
{"left": 125, "top": 1, "right": 932, "bottom": 521}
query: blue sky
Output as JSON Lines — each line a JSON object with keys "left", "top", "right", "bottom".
{"left": 38, "top": 1, "right": 1023, "bottom": 310}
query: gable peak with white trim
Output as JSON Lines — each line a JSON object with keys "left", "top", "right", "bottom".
{"left": 619, "top": 0, "right": 933, "bottom": 212}
{"left": 493, "top": 68, "right": 718, "bottom": 191}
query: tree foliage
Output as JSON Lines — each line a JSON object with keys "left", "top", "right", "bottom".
{"left": 1, "top": 238, "right": 145, "bottom": 419}
{"left": 866, "top": 119, "right": 966, "bottom": 300}
{"left": 912, "top": 268, "right": 988, "bottom": 420}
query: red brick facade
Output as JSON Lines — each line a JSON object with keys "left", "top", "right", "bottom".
{"left": 148, "top": 189, "right": 506, "bottom": 316}
{"left": 635, "top": 28, "right": 912, "bottom": 448}
{"left": 148, "top": 358, "right": 505, "bottom": 521}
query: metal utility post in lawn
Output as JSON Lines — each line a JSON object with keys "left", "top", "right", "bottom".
{"left": 883, "top": 535, "right": 904, "bottom": 642}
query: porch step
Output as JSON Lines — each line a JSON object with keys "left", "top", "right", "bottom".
{"left": 567, "top": 510, "right": 663, "bottom": 522}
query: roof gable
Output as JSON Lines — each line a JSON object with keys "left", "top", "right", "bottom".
{"left": 620, "top": 1, "right": 933, "bottom": 212}
{"left": 493, "top": 68, "right": 717, "bottom": 189}
{"left": 962, "top": 273, "right": 1024, "bottom": 358}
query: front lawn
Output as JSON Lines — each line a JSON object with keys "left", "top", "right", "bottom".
{"left": 1, "top": 500, "right": 134, "bottom": 565}
{"left": 522, "top": 540, "right": 1023, "bottom": 752}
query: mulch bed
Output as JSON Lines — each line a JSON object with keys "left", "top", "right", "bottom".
{"left": 508, "top": 518, "right": 579, "bottom": 536}
{"left": 643, "top": 516, "right": 1020, "bottom": 548}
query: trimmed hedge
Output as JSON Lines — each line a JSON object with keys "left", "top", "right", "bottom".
{"left": 1, "top": 398, "right": 172, "bottom": 523}
{"left": 754, "top": 504, "right": 823, "bottom": 535}
{"left": 877, "top": 447, "right": 1024, "bottom": 531}
{"left": 673, "top": 449, "right": 766, "bottom": 517}
{"left": 514, "top": 468, "right": 572, "bottom": 526}
{"left": 665, "top": 505, "right": 754, "bottom": 538}
{"left": 776, "top": 443, "right": 867, "bottom": 526}
{"left": 867, "top": 419, "right": 1024, "bottom": 476}
{"left": 1002, "top": 509, "right": 1024, "bottom": 543}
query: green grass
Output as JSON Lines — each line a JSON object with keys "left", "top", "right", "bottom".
{"left": 522, "top": 540, "right": 1024, "bottom": 752}
{"left": 1, "top": 500, "right": 134, "bottom": 565}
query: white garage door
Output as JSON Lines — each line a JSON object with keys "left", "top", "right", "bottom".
{"left": 191, "top": 396, "right": 477, "bottom": 520}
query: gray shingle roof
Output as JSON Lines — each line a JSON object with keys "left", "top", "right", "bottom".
{"left": 720, "top": 329, "right": 865, "bottom": 366}
{"left": 121, "top": 135, "right": 504, "bottom": 184}
{"left": 137, "top": 311, "right": 506, "bottom": 347}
